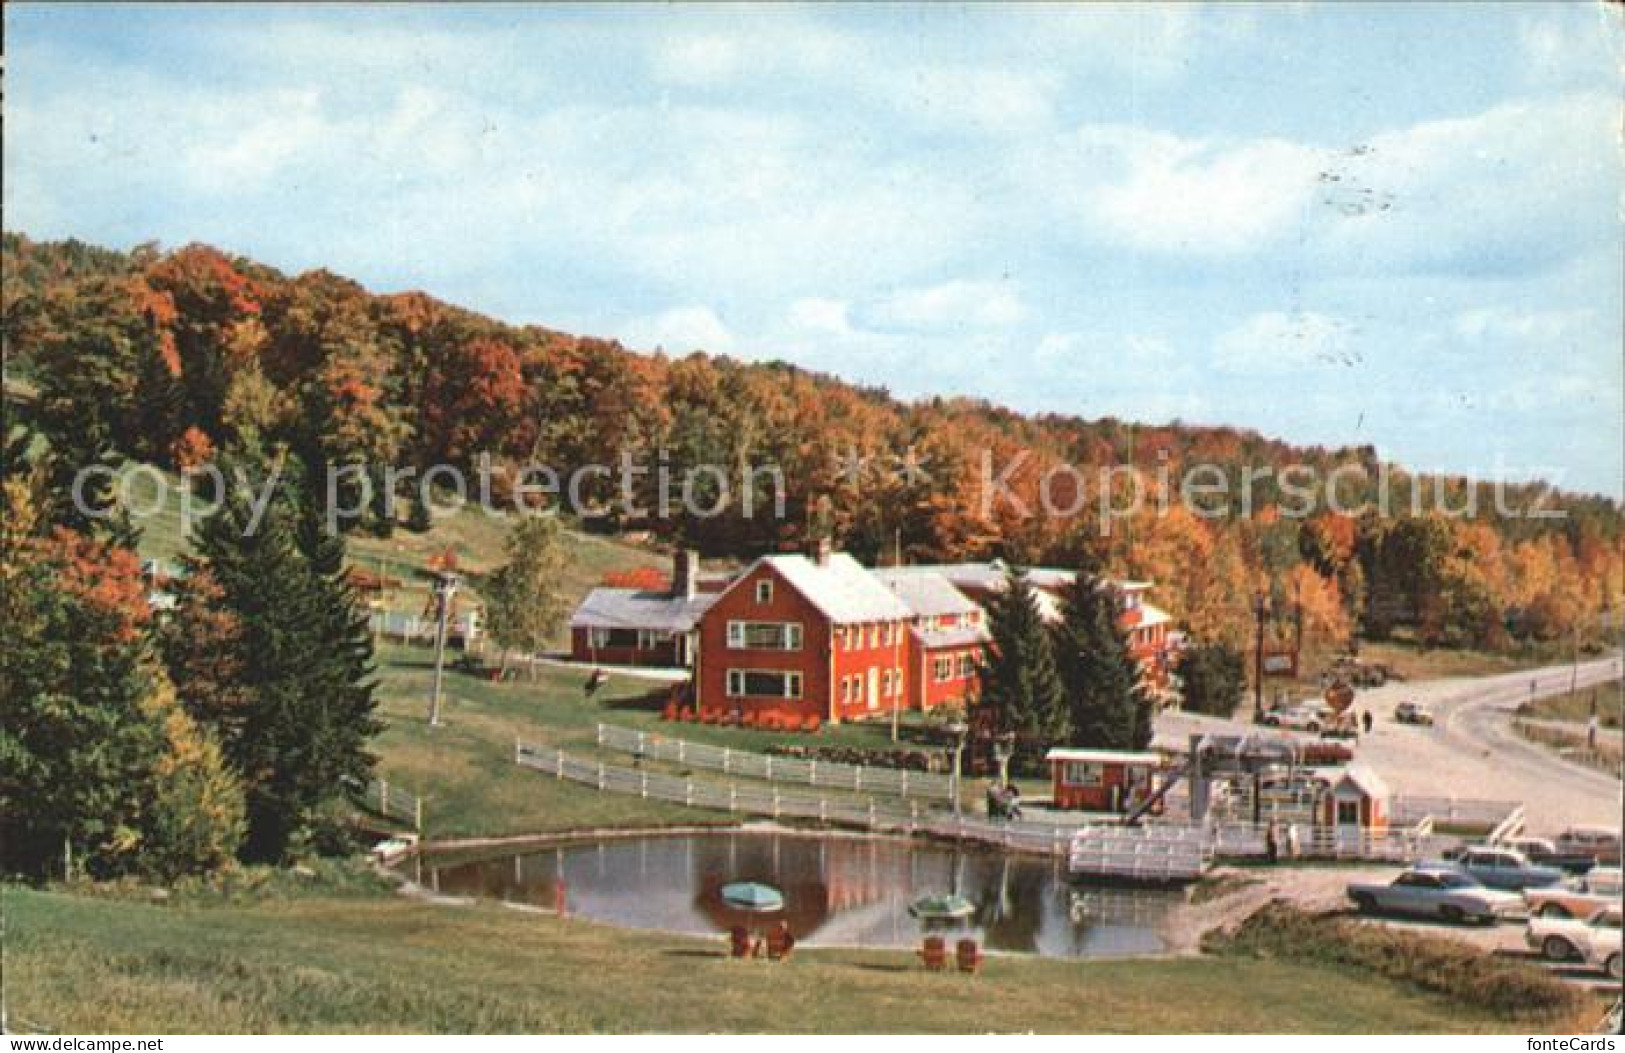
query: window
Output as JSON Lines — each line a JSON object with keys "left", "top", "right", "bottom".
{"left": 726, "top": 621, "right": 802, "bottom": 650}
{"left": 588, "top": 627, "right": 611, "bottom": 649}
{"left": 1336, "top": 800, "right": 1361, "bottom": 825}
{"left": 866, "top": 625, "right": 877, "bottom": 648}
{"left": 1064, "top": 762, "right": 1103, "bottom": 787}
{"left": 957, "top": 654, "right": 976, "bottom": 678}
{"left": 854, "top": 675, "right": 864, "bottom": 703}
{"left": 637, "top": 629, "right": 672, "bottom": 650}
{"left": 882, "top": 670, "right": 893, "bottom": 697}
{"left": 755, "top": 579, "right": 773, "bottom": 603}
{"left": 933, "top": 656, "right": 953, "bottom": 683}
{"left": 725, "top": 669, "right": 802, "bottom": 699}
{"left": 834, "top": 626, "right": 846, "bottom": 650}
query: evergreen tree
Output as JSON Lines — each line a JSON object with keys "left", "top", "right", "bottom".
{"left": 187, "top": 456, "right": 379, "bottom": 862}
{"left": 1054, "top": 562, "right": 1153, "bottom": 750}
{"left": 1174, "top": 641, "right": 1246, "bottom": 718}
{"left": 976, "top": 567, "right": 1067, "bottom": 759}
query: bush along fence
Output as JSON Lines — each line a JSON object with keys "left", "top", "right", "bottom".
{"left": 352, "top": 776, "right": 423, "bottom": 832}
{"left": 595, "top": 723, "right": 957, "bottom": 802}
{"left": 1511, "top": 717, "right": 1621, "bottom": 776}
{"left": 517, "top": 738, "right": 1073, "bottom": 856}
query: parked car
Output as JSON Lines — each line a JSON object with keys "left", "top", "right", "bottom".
{"left": 1263, "top": 704, "right": 1328, "bottom": 733}
{"left": 1504, "top": 836, "right": 1600, "bottom": 875}
{"left": 1555, "top": 825, "right": 1623, "bottom": 866}
{"left": 1525, "top": 906, "right": 1623, "bottom": 978}
{"left": 1443, "top": 846, "right": 1566, "bottom": 891}
{"left": 1393, "top": 701, "right": 1434, "bottom": 726}
{"left": 1347, "top": 868, "right": 1522, "bottom": 925}
{"left": 1525, "top": 867, "right": 1624, "bottom": 919}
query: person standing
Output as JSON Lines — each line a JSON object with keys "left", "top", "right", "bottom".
{"left": 1265, "top": 819, "right": 1280, "bottom": 864}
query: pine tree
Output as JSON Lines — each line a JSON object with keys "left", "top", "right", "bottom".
{"left": 1054, "top": 562, "right": 1153, "bottom": 750}
{"left": 187, "top": 456, "right": 379, "bottom": 862}
{"left": 976, "top": 567, "right": 1067, "bottom": 759}
{"left": 1174, "top": 641, "right": 1246, "bottom": 718}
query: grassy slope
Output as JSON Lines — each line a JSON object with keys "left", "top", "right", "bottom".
{"left": 125, "top": 463, "right": 660, "bottom": 647}
{"left": 5, "top": 886, "right": 1533, "bottom": 1035}
{"left": 1522, "top": 679, "right": 1624, "bottom": 728}
{"left": 371, "top": 643, "right": 942, "bottom": 839}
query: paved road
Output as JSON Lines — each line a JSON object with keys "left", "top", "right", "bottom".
{"left": 1159, "top": 655, "right": 1623, "bottom": 835}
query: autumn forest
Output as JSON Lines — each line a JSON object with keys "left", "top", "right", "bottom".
{"left": 4, "top": 232, "right": 1621, "bottom": 659}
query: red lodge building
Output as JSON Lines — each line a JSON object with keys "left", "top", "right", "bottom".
{"left": 568, "top": 550, "right": 722, "bottom": 667}
{"left": 568, "top": 545, "right": 1182, "bottom": 728}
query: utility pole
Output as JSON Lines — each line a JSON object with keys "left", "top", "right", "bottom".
{"left": 947, "top": 720, "right": 968, "bottom": 818}
{"left": 429, "top": 571, "right": 460, "bottom": 727}
{"left": 1252, "top": 590, "right": 1269, "bottom": 724}
{"left": 1570, "top": 617, "right": 1581, "bottom": 696}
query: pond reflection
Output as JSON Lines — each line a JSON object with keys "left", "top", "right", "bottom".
{"left": 423, "top": 830, "right": 1181, "bottom": 959}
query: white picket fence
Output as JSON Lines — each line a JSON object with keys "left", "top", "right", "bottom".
{"left": 1389, "top": 794, "right": 1522, "bottom": 831}
{"left": 1069, "top": 824, "right": 1212, "bottom": 882}
{"left": 594, "top": 723, "right": 957, "bottom": 802}
{"left": 516, "top": 739, "right": 1074, "bottom": 856}
{"left": 1198, "top": 817, "right": 1440, "bottom": 862}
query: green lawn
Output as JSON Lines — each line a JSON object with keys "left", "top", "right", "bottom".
{"left": 371, "top": 642, "right": 958, "bottom": 839}
{"left": 4, "top": 885, "right": 1555, "bottom": 1034}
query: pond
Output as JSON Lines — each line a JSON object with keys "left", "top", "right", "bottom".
{"left": 418, "top": 829, "right": 1184, "bottom": 959}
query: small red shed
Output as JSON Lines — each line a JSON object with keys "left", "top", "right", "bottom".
{"left": 1045, "top": 748, "right": 1165, "bottom": 813}
{"left": 1320, "top": 764, "right": 1390, "bottom": 833}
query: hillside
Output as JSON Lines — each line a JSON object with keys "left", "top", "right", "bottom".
{"left": 4, "top": 231, "right": 1621, "bottom": 655}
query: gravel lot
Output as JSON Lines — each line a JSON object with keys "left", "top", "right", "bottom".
{"left": 1158, "top": 655, "right": 1623, "bottom": 835}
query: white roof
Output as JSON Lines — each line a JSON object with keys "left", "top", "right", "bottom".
{"left": 1138, "top": 603, "right": 1173, "bottom": 629}
{"left": 1045, "top": 748, "right": 1163, "bottom": 766}
{"left": 1330, "top": 763, "right": 1390, "bottom": 799}
{"left": 911, "top": 561, "right": 1152, "bottom": 602}
{"left": 569, "top": 588, "right": 717, "bottom": 632}
{"left": 872, "top": 567, "right": 980, "bottom": 618}
{"left": 757, "top": 553, "right": 913, "bottom": 624}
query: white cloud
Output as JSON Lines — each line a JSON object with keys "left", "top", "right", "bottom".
{"left": 617, "top": 305, "right": 736, "bottom": 354}
{"left": 787, "top": 298, "right": 855, "bottom": 337}
{"left": 1517, "top": 8, "right": 1624, "bottom": 89}
{"left": 887, "top": 67, "right": 1060, "bottom": 135}
{"left": 1034, "top": 331, "right": 1176, "bottom": 372}
{"left": 651, "top": 34, "right": 746, "bottom": 86}
{"left": 1016, "top": 123, "right": 1324, "bottom": 255}
{"left": 864, "top": 279, "right": 1026, "bottom": 332}
{"left": 1314, "top": 93, "right": 1620, "bottom": 273}
{"left": 1213, "top": 312, "right": 1355, "bottom": 373}
{"left": 1453, "top": 306, "right": 1593, "bottom": 344}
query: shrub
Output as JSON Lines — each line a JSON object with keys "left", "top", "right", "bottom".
{"left": 1206, "top": 902, "right": 1592, "bottom": 1025}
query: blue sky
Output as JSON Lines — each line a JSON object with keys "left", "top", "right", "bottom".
{"left": 6, "top": 3, "right": 1622, "bottom": 495}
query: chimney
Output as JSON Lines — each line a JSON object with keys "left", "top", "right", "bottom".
{"left": 812, "top": 536, "right": 833, "bottom": 566}
{"left": 672, "top": 548, "right": 698, "bottom": 600}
